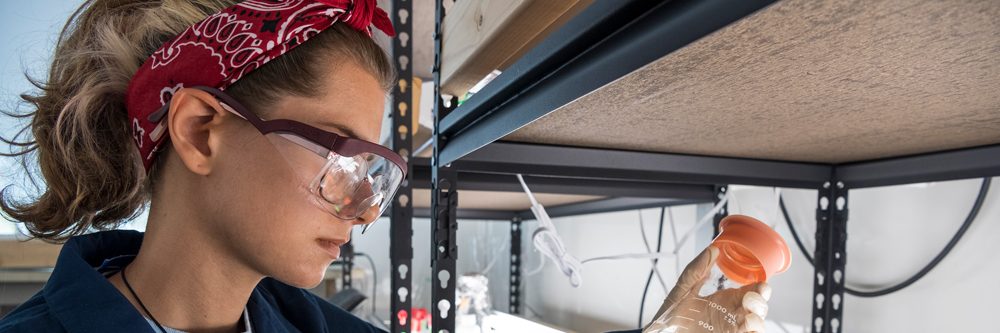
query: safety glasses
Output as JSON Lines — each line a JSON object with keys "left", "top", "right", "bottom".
{"left": 156, "top": 86, "right": 407, "bottom": 231}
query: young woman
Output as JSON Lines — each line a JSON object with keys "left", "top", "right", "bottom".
{"left": 1, "top": 0, "right": 402, "bottom": 332}
{"left": 0, "top": 1, "right": 770, "bottom": 332}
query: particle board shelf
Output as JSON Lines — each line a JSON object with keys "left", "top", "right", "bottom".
{"left": 501, "top": 0, "right": 1000, "bottom": 164}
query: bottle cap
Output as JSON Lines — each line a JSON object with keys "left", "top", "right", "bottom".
{"left": 711, "top": 215, "right": 792, "bottom": 285}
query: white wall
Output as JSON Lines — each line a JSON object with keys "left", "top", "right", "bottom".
{"left": 519, "top": 205, "right": 704, "bottom": 332}
{"left": 779, "top": 178, "right": 1000, "bottom": 333}
{"left": 349, "top": 206, "right": 703, "bottom": 331}
{"left": 353, "top": 178, "right": 999, "bottom": 333}
{"left": 350, "top": 215, "right": 520, "bottom": 327}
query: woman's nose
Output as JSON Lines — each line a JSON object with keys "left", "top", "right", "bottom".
{"left": 353, "top": 204, "right": 380, "bottom": 227}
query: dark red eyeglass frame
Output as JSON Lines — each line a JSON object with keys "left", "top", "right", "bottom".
{"left": 148, "top": 85, "right": 408, "bottom": 178}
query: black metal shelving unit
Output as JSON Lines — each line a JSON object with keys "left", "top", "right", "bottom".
{"left": 378, "top": 0, "right": 1000, "bottom": 332}
{"left": 387, "top": 0, "right": 414, "bottom": 331}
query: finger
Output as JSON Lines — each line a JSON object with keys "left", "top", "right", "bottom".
{"left": 742, "top": 313, "right": 766, "bottom": 332}
{"left": 742, "top": 291, "right": 769, "bottom": 318}
{"left": 652, "top": 247, "right": 720, "bottom": 329}
{"left": 675, "top": 246, "right": 719, "bottom": 291}
{"left": 755, "top": 282, "right": 772, "bottom": 301}
{"left": 662, "top": 246, "right": 719, "bottom": 308}
{"left": 736, "top": 282, "right": 771, "bottom": 302}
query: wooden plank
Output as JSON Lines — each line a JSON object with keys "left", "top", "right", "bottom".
{"left": 505, "top": 0, "right": 1000, "bottom": 164}
{"left": 494, "top": 1, "right": 591, "bottom": 70}
{"left": 0, "top": 239, "right": 62, "bottom": 268}
{"left": 441, "top": 0, "right": 592, "bottom": 97}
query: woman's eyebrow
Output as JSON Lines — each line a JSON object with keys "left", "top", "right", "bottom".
{"left": 316, "top": 121, "right": 365, "bottom": 141}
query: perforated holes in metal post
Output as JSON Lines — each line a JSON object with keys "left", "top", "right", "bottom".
{"left": 398, "top": 55, "right": 409, "bottom": 71}
{"left": 398, "top": 124, "right": 409, "bottom": 140}
{"left": 398, "top": 102, "right": 408, "bottom": 119}
{"left": 438, "top": 270, "right": 450, "bottom": 289}
{"left": 398, "top": 9, "right": 409, "bottom": 25}
{"left": 398, "top": 79, "right": 408, "bottom": 93}
{"left": 437, "top": 299, "right": 451, "bottom": 319}
{"left": 398, "top": 264, "right": 409, "bottom": 279}
{"left": 397, "top": 286, "right": 409, "bottom": 302}
{"left": 398, "top": 56, "right": 410, "bottom": 71}
{"left": 399, "top": 148, "right": 410, "bottom": 163}
{"left": 397, "top": 309, "right": 408, "bottom": 326}
{"left": 400, "top": 32, "right": 410, "bottom": 48}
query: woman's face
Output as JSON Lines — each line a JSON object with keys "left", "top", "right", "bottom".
{"left": 206, "top": 60, "right": 387, "bottom": 288}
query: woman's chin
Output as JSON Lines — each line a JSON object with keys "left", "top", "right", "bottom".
{"left": 274, "top": 264, "right": 329, "bottom": 289}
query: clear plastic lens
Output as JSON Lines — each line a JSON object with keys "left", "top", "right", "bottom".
{"left": 309, "top": 151, "right": 402, "bottom": 220}
{"left": 265, "top": 132, "right": 403, "bottom": 221}
{"left": 315, "top": 154, "right": 367, "bottom": 203}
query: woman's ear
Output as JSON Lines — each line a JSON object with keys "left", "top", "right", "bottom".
{"left": 165, "top": 88, "right": 230, "bottom": 176}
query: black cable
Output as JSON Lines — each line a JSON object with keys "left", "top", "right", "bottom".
{"left": 779, "top": 197, "right": 815, "bottom": 268}
{"left": 638, "top": 206, "right": 666, "bottom": 328}
{"left": 355, "top": 252, "right": 378, "bottom": 317}
{"left": 780, "top": 177, "right": 991, "bottom": 297}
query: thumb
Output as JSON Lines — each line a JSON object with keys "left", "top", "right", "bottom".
{"left": 668, "top": 246, "right": 719, "bottom": 304}
{"left": 646, "top": 246, "right": 719, "bottom": 329}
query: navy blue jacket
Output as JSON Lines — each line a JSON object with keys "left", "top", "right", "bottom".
{"left": 0, "top": 230, "right": 385, "bottom": 333}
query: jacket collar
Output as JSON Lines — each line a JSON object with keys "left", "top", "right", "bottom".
{"left": 43, "top": 230, "right": 153, "bottom": 333}
{"left": 42, "top": 230, "right": 290, "bottom": 333}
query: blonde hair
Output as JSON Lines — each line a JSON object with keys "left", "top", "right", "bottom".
{"left": 1, "top": 0, "right": 395, "bottom": 242}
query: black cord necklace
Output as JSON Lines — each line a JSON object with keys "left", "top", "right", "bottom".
{"left": 121, "top": 265, "right": 168, "bottom": 333}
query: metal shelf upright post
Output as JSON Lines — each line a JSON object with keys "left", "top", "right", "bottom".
{"left": 388, "top": 0, "right": 415, "bottom": 331}
{"left": 431, "top": 0, "right": 459, "bottom": 331}
{"left": 509, "top": 216, "right": 523, "bottom": 315}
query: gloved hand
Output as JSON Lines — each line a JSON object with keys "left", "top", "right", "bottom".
{"left": 643, "top": 247, "right": 771, "bottom": 333}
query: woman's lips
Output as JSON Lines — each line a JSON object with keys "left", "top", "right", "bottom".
{"left": 317, "top": 238, "right": 347, "bottom": 259}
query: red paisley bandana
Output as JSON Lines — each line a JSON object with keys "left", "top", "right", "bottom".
{"left": 126, "top": 0, "right": 394, "bottom": 172}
